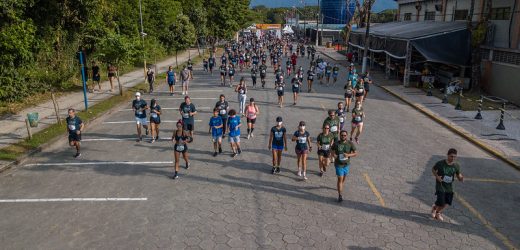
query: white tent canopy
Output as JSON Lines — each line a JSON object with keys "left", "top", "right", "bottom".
{"left": 282, "top": 25, "right": 294, "bottom": 34}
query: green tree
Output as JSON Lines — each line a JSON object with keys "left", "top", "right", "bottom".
{"left": 163, "top": 14, "right": 196, "bottom": 67}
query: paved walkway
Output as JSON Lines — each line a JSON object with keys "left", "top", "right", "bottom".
{"left": 318, "top": 46, "right": 520, "bottom": 167}
{"left": 0, "top": 49, "right": 198, "bottom": 151}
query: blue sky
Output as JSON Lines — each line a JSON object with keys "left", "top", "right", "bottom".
{"left": 250, "top": 0, "right": 398, "bottom": 12}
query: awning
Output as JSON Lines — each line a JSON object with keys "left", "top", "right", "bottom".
{"left": 349, "top": 21, "right": 471, "bottom": 66}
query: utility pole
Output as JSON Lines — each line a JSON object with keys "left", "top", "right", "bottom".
{"left": 361, "top": 0, "right": 372, "bottom": 74}
{"left": 315, "top": 0, "right": 320, "bottom": 46}
{"left": 139, "top": 0, "right": 147, "bottom": 80}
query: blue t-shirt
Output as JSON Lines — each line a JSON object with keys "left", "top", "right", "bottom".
{"left": 150, "top": 105, "right": 161, "bottom": 121}
{"left": 180, "top": 102, "right": 196, "bottom": 124}
{"left": 271, "top": 126, "right": 286, "bottom": 147}
{"left": 66, "top": 116, "right": 82, "bottom": 134}
{"left": 293, "top": 131, "right": 310, "bottom": 150}
{"left": 209, "top": 116, "right": 223, "bottom": 137}
{"left": 132, "top": 99, "right": 147, "bottom": 119}
{"left": 228, "top": 116, "right": 241, "bottom": 137}
{"left": 167, "top": 71, "right": 175, "bottom": 83}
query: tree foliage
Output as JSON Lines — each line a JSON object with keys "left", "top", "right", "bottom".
{"left": 0, "top": 0, "right": 250, "bottom": 104}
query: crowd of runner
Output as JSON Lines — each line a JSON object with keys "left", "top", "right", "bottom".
{"left": 67, "top": 33, "right": 463, "bottom": 220}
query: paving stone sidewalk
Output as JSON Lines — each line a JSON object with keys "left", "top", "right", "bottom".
{"left": 318, "top": 46, "right": 520, "bottom": 167}
{"left": 0, "top": 49, "right": 198, "bottom": 151}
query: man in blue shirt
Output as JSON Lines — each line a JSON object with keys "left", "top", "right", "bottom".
{"left": 227, "top": 109, "right": 242, "bottom": 158}
{"left": 209, "top": 108, "right": 223, "bottom": 157}
{"left": 132, "top": 92, "right": 148, "bottom": 142}
{"left": 66, "top": 108, "right": 84, "bottom": 158}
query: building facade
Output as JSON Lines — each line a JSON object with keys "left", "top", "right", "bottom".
{"left": 321, "top": 0, "right": 348, "bottom": 24}
{"left": 395, "top": 0, "right": 520, "bottom": 105}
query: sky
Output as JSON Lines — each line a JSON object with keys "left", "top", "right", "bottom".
{"left": 250, "top": 0, "right": 398, "bottom": 12}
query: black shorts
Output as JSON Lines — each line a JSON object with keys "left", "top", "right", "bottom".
{"left": 93, "top": 75, "right": 101, "bottom": 82}
{"left": 355, "top": 91, "right": 364, "bottom": 97}
{"left": 108, "top": 73, "right": 115, "bottom": 78}
{"left": 150, "top": 118, "right": 161, "bottom": 124}
{"left": 168, "top": 80, "right": 175, "bottom": 86}
{"left": 435, "top": 191, "right": 454, "bottom": 206}
{"left": 174, "top": 144, "right": 188, "bottom": 153}
{"left": 365, "top": 85, "right": 370, "bottom": 91}
{"left": 183, "top": 123, "right": 194, "bottom": 131}
{"left": 277, "top": 91, "right": 284, "bottom": 97}
{"left": 317, "top": 149, "right": 331, "bottom": 158}
{"left": 68, "top": 133, "right": 81, "bottom": 143}
{"left": 344, "top": 92, "right": 353, "bottom": 98}
{"left": 292, "top": 87, "right": 300, "bottom": 93}
{"left": 247, "top": 118, "right": 256, "bottom": 124}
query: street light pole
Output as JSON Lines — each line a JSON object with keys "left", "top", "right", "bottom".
{"left": 139, "top": 0, "right": 147, "bottom": 80}
{"left": 315, "top": 0, "right": 320, "bottom": 46}
{"left": 361, "top": 0, "right": 372, "bottom": 74}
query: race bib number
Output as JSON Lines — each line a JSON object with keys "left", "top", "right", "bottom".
{"left": 354, "top": 116, "right": 362, "bottom": 122}
{"left": 322, "top": 144, "right": 330, "bottom": 150}
{"left": 339, "top": 117, "right": 344, "bottom": 123}
{"left": 219, "top": 109, "right": 226, "bottom": 115}
{"left": 339, "top": 154, "right": 348, "bottom": 162}
{"left": 68, "top": 125, "right": 76, "bottom": 130}
{"left": 137, "top": 111, "right": 143, "bottom": 115}
{"left": 346, "top": 89, "right": 353, "bottom": 94}
{"left": 293, "top": 84, "right": 299, "bottom": 88}
{"left": 278, "top": 87, "right": 283, "bottom": 91}
{"left": 176, "top": 145, "right": 185, "bottom": 152}
{"left": 357, "top": 89, "right": 364, "bottom": 93}
{"left": 182, "top": 113, "right": 189, "bottom": 119}
{"left": 274, "top": 131, "right": 283, "bottom": 138}
{"left": 298, "top": 137, "right": 307, "bottom": 144}
{"left": 239, "top": 90, "right": 245, "bottom": 94}
{"left": 442, "top": 175, "right": 453, "bottom": 183}
{"left": 330, "top": 126, "right": 338, "bottom": 132}
{"left": 151, "top": 113, "right": 158, "bottom": 118}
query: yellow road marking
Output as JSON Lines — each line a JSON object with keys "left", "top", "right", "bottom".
{"left": 455, "top": 194, "right": 517, "bottom": 250}
{"left": 363, "top": 173, "right": 386, "bottom": 207}
{"left": 465, "top": 178, "right": 520, "bottom": 184}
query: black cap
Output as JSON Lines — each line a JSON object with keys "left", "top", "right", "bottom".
{"left": 299, "top": 121, "right": 306, "bottom": 126}
{"left": 276, "top": 116, "right": 283, "bottom": 122}
{"left": 250, "top": 98, "right": 255, "bottom": 102}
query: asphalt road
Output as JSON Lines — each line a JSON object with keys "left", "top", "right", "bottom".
{"left": 0, "top": 51, "right": 519, "bottom": 249}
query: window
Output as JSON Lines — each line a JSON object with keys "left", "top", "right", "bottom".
{"left": 454, "top": 9, "right": 468, "bottom": 20}
{"left": 490, "top": 7, "right": 511, "bottom": 20}
{"left": 404, "top": 13, "right": 412, "bottom": 21}
{"left": 424, "top": 11, "right": 436, "bottom": 21}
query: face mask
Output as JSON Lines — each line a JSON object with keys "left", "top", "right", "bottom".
{"left": 136, "top": 97, "right": 140, "bottom": 100}
{"left": 277, "top": 122, "right": 282, "bottom": 126}
{"left": 300, "top": 126, "right": 305, "bottom": 130}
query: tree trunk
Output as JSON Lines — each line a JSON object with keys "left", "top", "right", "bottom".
{"left": 175, "top": 51, "right": 179, "bottom": 69}
{"left": 196, "top": 39, "right": 201, "bottom": 57}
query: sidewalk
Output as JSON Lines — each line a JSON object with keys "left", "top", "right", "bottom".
{"left": 0, "top": 49, "right": 198, "bottom": 150}
{"left": 318, "top": 46, "right": 520, "bottom": 168}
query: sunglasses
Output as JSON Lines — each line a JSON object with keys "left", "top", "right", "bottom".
{"left": 324, "top": 127, "right": 330, "bottom": 129}
{"left": 340, "top": 134, "right": 348, "bottom": 137}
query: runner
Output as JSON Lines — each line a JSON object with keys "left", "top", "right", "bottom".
{"left": 290, "top": 52, "right": 298, "bottom": 72}
{"left": 166, "top": 66, "right": 176, "bottom": 96}
{"left": 307, "top": 66, "right": 315, "bottom": 92}
{"left": 187, "top": 59, "right": 194, "bottom": 80}
{"left": 300, "top": 44, "right": 305, "bottom": 57}
{"left": 208, "top": 108, "right": 224, "bottom": 157}
{"left": 336, "top": 102, "right": 347, "bottom": 131}
{"left": 275, "top": 75, "right": 285, "bottom": 108}
{"left": 221, "top": 53, "right": 227, "bottom": 66}
{"left": 219, "top": 64, "right": 227, "bottom": 86}
{"left": 286, "top": 59, "right": 292, "bottom": 76}
{"left": 332, "top": 64, "right": 340, "bottom": 84}
{"left": 171, "top": 120, "right": 192, "bottom": 179}
{"left": 259, "top": 62, "right": 267, "bottom": 88}
{"left": 215, "top": 94, "right": 229, "bottom": 138}
{"left": 350, "top": 101, "right": 365, "bottom": 144}
{"left": 107, "top": 63, "right": 117, "bottom": 92}
{"left": 245, "top": 98, "right": 259, "bottom": 139}
{"left": 268, "top": 116, "right": 288, "bottom": 174}
{"left": 181, "top": 65, "right": 190, "bottom": 95}
{"left": 132, "top": 92, "right": 149, "bottom": 142}
{"left": 146, "top": 67, "right": 155, "bottom": 94}
{"left": 227, "top": 109, "right": 242, "bottom": 158}
{"left": 235, "top": 78, "right": 247, "bottom": 116}
{"left": 250, "top": 65, "right": 258, "bottom": 88}
{"left": 325, "top": 63, "right": 332, "bottom": 85}
{"left": 149, "top": 99, "right": 161, "bottom": 143}
{"left": 66, "top": 108, "right": 84, "bottom": 158}
{"left": 331, "top": 130, "right": 357, "bottom": 202}
{"left": 323, "top": 109, "right": 340, "bottom": 143}
{"left": 317, "top": 125, "right": 334, "bottom": 177}
{"left": 297, "top": 66, "right": 304, "bottom": 84}
{"left": 203, "top": 58, "right": 209, "bottom": 72}
{"left": 208, "top": 55, "right": 215, "bottom": 74}
{"left": 179, "top": 96, "right": 197, "bottom": 138}
{"left": 291, "top": 121, "right": 312, "bottom": 180}
{"left": 344, "top": 80, "right": 354, "bottom": 112}
{"left": 354, "top": 77, "right": 365, "bottom": 103}
{"left": 363, "top": 72, "right": 372, "bottom": 100}
{"left": 291, "top": 77, "right": 301, "bottom": 105}
{"left": 431, "top": 148, "right": 464, "bottom": 221}
{"left": 228, "top": 63, "right": 236, "bottom": 87}
{"left": 91, "top": 61, "right": 101, "bottom": 91}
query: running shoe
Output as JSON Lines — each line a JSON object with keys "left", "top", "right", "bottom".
{"left": 319, "top": 172, "right": 324, "bottom": 177}
{"left": 213, "top": 152, "right": 218, "bottom": 157}
{"left": 172, "top": 173, "right": 179, "bottom": 179}
{"left": 303, "top": 175, "right": 308, "bottom": 180}
{"left": 237, "top": 148, "right": 242, "bottom": 154}
{"left": 74, "top": 153, "right": 81, "bottom": 158}
{"left": 297, "top": 171, "right": 302, "bottom": 177}
{"left": 145, "top": 129, "right": 149, "bottom": 135}
{"left": 151, "top": 139, "right": 155, "bottom": 143}
{"left": 271, "top": 167, "right": 276, "bottom": 174}
{"left": 251, "top": 133, "right": 254, "bottom": 138}
{"left": 247, "top": 134, "right": 250, "bottom": 139}
{"left": 219, "top": 147, "right": 223, "bottom": 153}
{"left": 338, "top": 195, "right": 343, "bottom": 202}
{"left": 231, "top": 152, "right": 237, "bottom": 158}
{"left": 431, "top": 205, "right": 437, "bottom": 219}
{"left": 435, "top": 212, "right": 444, "bottom": 221}
{"left": 355, "top": 138, "right": 359, "bottom": 144}
{"left": 185, "top": 162, "right": 190, "bottom": 169}
{"left": 276, "top": 167, "right": 281, "bottom": 173}
{"left": 136, "top": 138, "right": 142, "bottom": 142}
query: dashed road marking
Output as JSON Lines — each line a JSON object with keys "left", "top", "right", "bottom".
{"left": 24, "top": 161, "right": 173, "bottom": 167}
{"left": 0, "top": 198, "right": 148, "bottom": 203}
{"left": 103, "top": 120, "right": 202, "bottom": 124}
{"left": 363, "top": 173, "right": 386, "bottom": 207}
{"left": 465, "top": 177, "right": 520, "bottom": 184}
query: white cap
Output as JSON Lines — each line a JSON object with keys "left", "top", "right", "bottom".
{"left": 135, "top": 92, "right": 141, "bottom": 96}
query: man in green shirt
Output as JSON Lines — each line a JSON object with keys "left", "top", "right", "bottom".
{"left": 431, "top": 148, "right": 464, "bottom": 221}
{"left": 331, "top": 130, "right": 357, "bottom": 202}
{"left": 323, "top": 110, "right": 340, "bottom": 142}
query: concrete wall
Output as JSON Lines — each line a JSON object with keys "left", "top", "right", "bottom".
{"left": 482, "top": 61, "right": 520, "bottom": 105}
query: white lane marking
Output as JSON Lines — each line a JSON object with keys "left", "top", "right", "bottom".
{"left": 120, "top": 107, "right": 210, "bottom": 111}
{"left": 153, "top": 98, "right": 216, "bottom": 100}
{"left": 103, "top": 120, "right": 202, "bottom": 124}
{"left": 153, "top": 90, "right": 222, "bottom": 93}
{"left": 24, "top": 161, "right": 173, "bottom": 167}
{"left": 82, "top": 138, "right": 172, "bottom": 142}
{"left": 0, "top": 198, "right": 148, "bottom": 203}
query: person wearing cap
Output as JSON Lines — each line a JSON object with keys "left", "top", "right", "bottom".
{"left": 146, "top": 67, "right": 155, "bottom": 94}
{"left": 291, "top": 121, "right": 312, "bottom": 180}
{"left": 275, "top": 76, "right": 285, "bottom": 108}
{"left": 166, "top": 66, "right": 176, "bottom": 96}
{"left": 331, "top": 130, "right": 357, "bottom": 202}
{"left": 268, "top": 116, "right": 287, "bottom": 174}
{"left": 149, "top": 99, "right": 161, "bottom": 143}
{"left": 132, "top": 92, "right": 149, "bottom": 142}
{"left": 179, "top": 96, "right": 197, "bottom": 138}
{"left": 245, "top": 98, "right": 259, "bottom": 139}
{"left": 66, "top": 108, "right": 84, "bottom": 158}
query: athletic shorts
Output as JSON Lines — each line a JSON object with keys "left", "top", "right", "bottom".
{"left": 108, "top": 73, "right": 115, "bottom": 78}
{"left": 183, "top": 123, "right": 194, "bottom": 131}
{"left": 247, "top": 118, "right": 256, "bottom": 124}
{"left": 435, "top": 191, "right": 454, "bottom": 206}
{"left": 292, "top": 87, "right": 300, "bottom": 93}
{"left": 68, "top": 133, "right": 81, "bottom": 143}
{"left": 333, "top": 73, "right": 338, "bottom": 78}
{"left": 271, "top": 144, "right": 284, "bottom": 151}
{"left": 168, "top": 80, "right": 175, "bottom": 86}
{"left": 150, "top": 118, "right": 161, "bottom": 124}
{"left": 351, "top": 122, "right": 363, "bottom": 128}
{"left": 365, "top": 85, "right": 370, "bottom": 91}
{"left": 228, "top": 135, "right": 240, "bottom": 143}
{"left": 344, "top": 92, "right": 353, "bottom": 98}
{"left": 182, "top": 80, "right": 189, "bottom": 86}
{"left": 135, "top": 117, "right": 148, "bottom": 125}
{"left": 212, "top": 136, "right": 222, "bottom": 143}
{"left": 93, "top": 75, "right": 101, "bottom": 82}
{"left": 335, "top": 164, "right": 350, "bottom": 177}
{"left": 317, "top": 149, "right": 331, "bottom": 158}
{"left": 277, "top": 91, "right": 284, "bottom": 97}
{"left": 174, "top": 144, "right": 188, "bottom": 153}
{"left": 355, "top": 91, "right": 364, "bottom": 97}
{"left": 295, "top": 148, "right": 309, "bottom": 155}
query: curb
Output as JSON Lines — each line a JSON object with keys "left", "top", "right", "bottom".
{"left": 378, "top": 84, "right": 520, "bottom": 171}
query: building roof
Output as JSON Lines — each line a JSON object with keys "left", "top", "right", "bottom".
{"left": 352, "top": 21, "right": 468, "bottom": 40}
